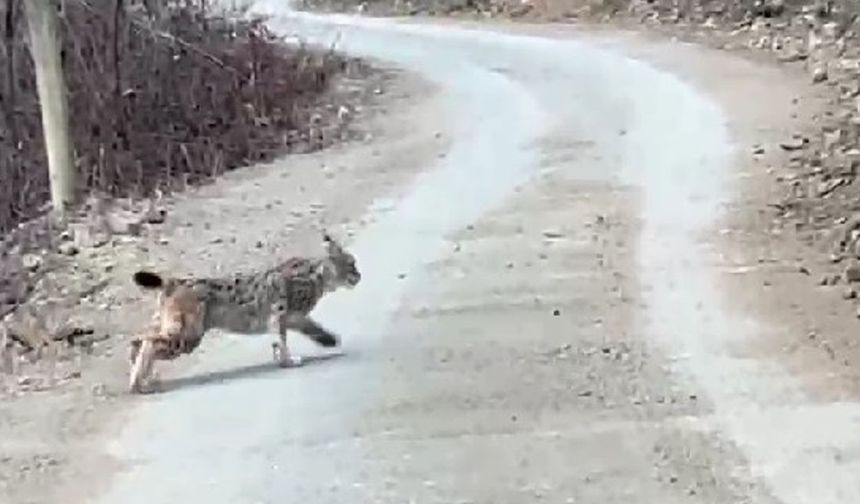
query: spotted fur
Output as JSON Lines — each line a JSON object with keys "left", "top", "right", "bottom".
{"left": 127, "top": 232, "right": 360, "bottom": 393}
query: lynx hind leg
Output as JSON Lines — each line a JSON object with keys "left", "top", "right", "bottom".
{"left": 128, "top": 339, "right": 158, "bottom": 394}
{"left": 128, "top": 338, "right": 142, "bottom": 366}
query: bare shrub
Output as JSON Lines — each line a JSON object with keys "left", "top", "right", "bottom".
{"left": 0, "top": 0, "right": 346, "bottom": 234}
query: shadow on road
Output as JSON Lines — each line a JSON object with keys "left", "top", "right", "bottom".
{"left": 157, "top": 352, "right": 347, "bottom": 393}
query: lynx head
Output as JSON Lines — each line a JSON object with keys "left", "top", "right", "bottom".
{"left": 321, "top": 231, "right": 361, "bottom": 289}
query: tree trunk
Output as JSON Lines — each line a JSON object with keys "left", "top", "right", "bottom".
{"left": 24, "top": 0, "right": 75, "bottom": 217}
{"left": 4, "top": 0, "right": 18, "bottom": 147}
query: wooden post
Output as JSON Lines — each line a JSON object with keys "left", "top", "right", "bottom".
{"left": 24, "top": 0, "right": 76, "bottom": 217}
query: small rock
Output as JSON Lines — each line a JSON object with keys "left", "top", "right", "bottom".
{"left": 337, "top": 105, "right": 351, "bottom": 122}
{"left": 543, "top": 229, "right": 564, "bottom": 239}
{"left": 780, "top": 136, "right": 808, "bottom": 151}
{"left": 754, "top": 0, "right": 784, "bottom": 16}
{"left": 552, "top": 309, "right": 561, "bottom": 316}
{"left": 90, "top": 234, "right": 111, "bottom": 248}
{"left": 823, "top": 129, "right": 843, "bottom": 152}
{"left": 822, "top": 273, "right": 841, "bottom": 285}
{"left": 844, "top": 263, "right": 860, "bottom": 282}
{"left": 778, "top": 51, "right": 808, "bottom": 63}
{"left": 812, "top": 66, "right": 828, "bottom": 83}
{"left": 106, "top": 214, "right": 142, "bottom": 236}
{"left": 842, "top": 287, "right": 856, "bottom": 300}
{"left": 21, "top": 254, "right": 42, "bottom": 272}
{"left": 752, "top": 145, "right": 765, "bottom": 155}
{"left": 144, "top": 208, "right": 166, "bottom": 225}
{"left": 58, "top": 242, "right": 79, "bottom": 256}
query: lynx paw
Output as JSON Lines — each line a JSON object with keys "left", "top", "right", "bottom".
{"left": 271, "top": 342, "right": 303, "bottom": 368}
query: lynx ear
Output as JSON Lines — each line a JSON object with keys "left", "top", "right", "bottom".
{"left": 313, "top": 260, "right": 329, "bottom": 277}
{"left": 322, "top": 230, "right": 342, "bottom": 253}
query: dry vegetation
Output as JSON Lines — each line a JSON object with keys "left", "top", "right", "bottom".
{"left": 0, "top": 0, "right": 371, "bottom": 364}
{"left": 0, "top": 0, "right": 350, "bottom": 233}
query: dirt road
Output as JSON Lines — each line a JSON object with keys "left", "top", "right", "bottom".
{"left": 83, "top": 6, "right": 860, "bottom": 504}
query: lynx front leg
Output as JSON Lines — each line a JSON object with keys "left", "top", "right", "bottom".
{"left": 288, "top": 315, "right": 340, "bottom": 348}
{"left": 273, "top": 314, "right": 304, "bottom": 368}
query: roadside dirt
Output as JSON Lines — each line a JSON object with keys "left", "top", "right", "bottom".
{"left": 0, "top": 66, "right": 444, "bottom": 504}
{"left": 635, "top": 19, "right": 860, "bottom": 406}
{"left": 574, "top": 22, "right": 860, "bottom": 404}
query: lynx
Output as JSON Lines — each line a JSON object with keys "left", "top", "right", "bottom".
{"left": 127, "top": 231, "right": 360, "bottom": 393}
